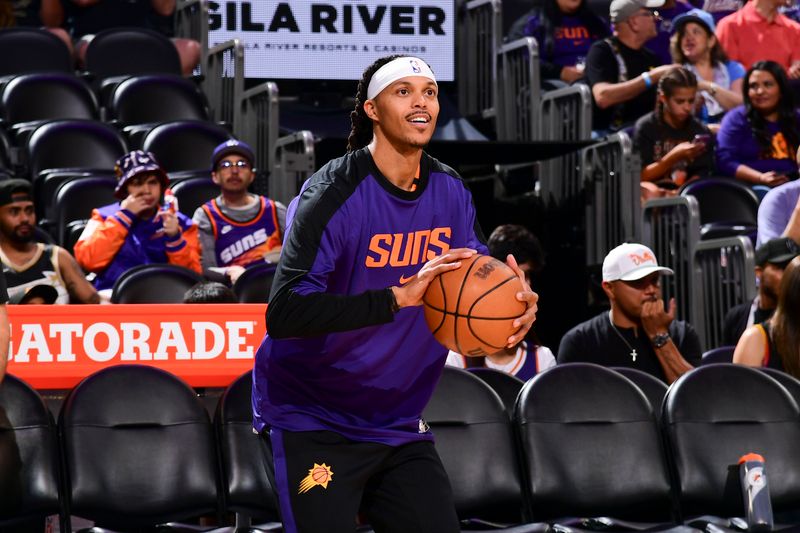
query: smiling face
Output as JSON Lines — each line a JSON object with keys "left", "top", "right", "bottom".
{"left": 679, "top": 21, "right": 714, "bottom": 63}
{"left": 748, "top": 69, "right": 781, "bottom": 117}
{"left": 364, "top": 76, "right": 440, "bottom": 150}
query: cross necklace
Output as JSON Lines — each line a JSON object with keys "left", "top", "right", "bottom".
{"left": 608, "top": 311, "right": 637, "bottom": 362}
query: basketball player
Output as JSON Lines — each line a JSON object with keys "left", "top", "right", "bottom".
{"left": 253, "top": 56, "right": 538, "bottom": 533}
{"left": 193, "top": 140, "right": 285, "bottom": 283}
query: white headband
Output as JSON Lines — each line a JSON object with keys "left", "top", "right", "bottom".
{"left": 366, "top": 57, "right": 437, "bottom": 100}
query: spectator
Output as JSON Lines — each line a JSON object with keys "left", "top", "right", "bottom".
{"left": 1, "top": 0, "right": 74, "bottom": 54}
{"left": 716, "top": 0, "right": 800, "bottom": 75}
{"left": 716, "top": 61, "right": 800, "bottom": 190}
{"left": 9, "top": 283, "right": 59, "bottom": 304}
{"left": 74, "top": 150, "right": 201, "bottom": 292}
{"left": 0, "top": 179, "right": 99, "bottom": 304}
{"left": 447, "top": 224, "right": 555, "bottom": 379}
{"left": 634, "top": 66, "right": 714, "bottom": 191}
{"left": 700, "top": 0, "right": 742, "bottom": 23}
{"left": 733, "top": 255, "right": 800, "bottom": 376}
{"left": 507, "top": 0, "right": 611, "bottom": 88}
{"left": 758, "top": 146, "right": 800, "bottom": 246}
{"left": 722, "top": 237, "right": 799, "bottom": 346}
{"left": 646, "top": 0, "right": 694, "bottom": 65}
{"left": 192, "top": 140, "right": 285, "bottom": 284}
{"left": 183, "top": 281, "right": 237, "bottom": 304}
{"left": 558, "top": 242, "right": 701, "bottom": 383}
{"left": 65, "top": 0, "right": 201, "bottom": 76}
{"left": 0, "top": 270, "right": 8, "bottom": 383}
{"left": 585, "top": 0, "right": 677, "bottom": 134}
{"left": 670, "top": 8, "right": 744, "bottom": 125}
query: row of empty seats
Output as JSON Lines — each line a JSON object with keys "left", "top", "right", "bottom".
{"left": 5, "top": 362, "right": 800, "bottom": 531}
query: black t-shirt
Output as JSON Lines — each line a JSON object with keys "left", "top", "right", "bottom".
{"left": 722, "top": 299, "right": 774, "bottom": 347}
{"left": 65, "top": 0, "right": 173, "bottom": 38}
{"left": 633, "top": 111, "right": 715, "bottom": 181}
{"left": 0, "top": 270, "right": 8, "bottom": 304}
{"left": 557, "top": 311, "right": 703, "bottom": 383}
{"left": 585, "top": 36, "right": 661, "bottom": 131}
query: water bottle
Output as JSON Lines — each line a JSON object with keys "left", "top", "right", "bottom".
{"left": 738, "top": 453, "right": 774, "bottom": 531}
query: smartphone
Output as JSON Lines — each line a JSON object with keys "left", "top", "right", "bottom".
{"left": 693, "top": 134, "right": 711, "bottom": 146}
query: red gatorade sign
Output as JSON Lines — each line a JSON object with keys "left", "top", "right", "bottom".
{"left": 6, "top": 304, "right": 266, "bottom": 389}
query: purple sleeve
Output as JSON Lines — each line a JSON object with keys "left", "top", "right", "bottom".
{"left": 757, "top": 184, "right": 800, "bottom": 246}
{"left": 715, "top": 107, "right": 756, "bottom": 177}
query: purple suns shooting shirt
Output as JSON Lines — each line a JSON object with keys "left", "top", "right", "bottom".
{"left": 253, "top": 147, "right": 489, "bottom": 446}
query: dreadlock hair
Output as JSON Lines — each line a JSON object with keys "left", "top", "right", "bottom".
{"left": 655, "top": 66, "right": 697, "bottom": 126}
{"left": 346, "top": 54, "right": 405, "bottom": 152}
{"left": 744, "top": 61, "right": 799, "bottom": 158}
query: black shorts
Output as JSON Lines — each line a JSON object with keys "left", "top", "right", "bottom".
{"left": 262, "top": 428, "right": 460, "bottom": 533}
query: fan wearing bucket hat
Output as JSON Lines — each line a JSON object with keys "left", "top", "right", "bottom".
{"left": 669, "top": 8, "right": 744, "bottom": 123}
{"left": 0, "top": 179, "right": 98, "bottom": 304}
{"left": 723, "top": 237, "right": 800, "bottom": 346}
{"left": 584, "top": 0, "right": 680, "bottom": 133}
{"left": 558, "top": 243, "right": 701, "bottom": 383}
{"left": 192, "top": 140, "right": 286, "bottom": 284}
{"left": 74, "top": 150, "right": 201, "bottom": 291}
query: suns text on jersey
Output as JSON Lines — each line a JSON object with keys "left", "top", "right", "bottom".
{"left": 364, "top": 227, "right": 451, "bottom": 268}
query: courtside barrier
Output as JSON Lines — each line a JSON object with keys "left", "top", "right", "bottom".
{"left": 6, "top": 303, "right": 266, "bottom": 389}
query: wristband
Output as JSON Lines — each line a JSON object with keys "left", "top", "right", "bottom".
{"left": 642, "top": 72, "right": 653, "bottom": 89}
{"left": 388, "top": 288, "right": 400, "bottom": 313}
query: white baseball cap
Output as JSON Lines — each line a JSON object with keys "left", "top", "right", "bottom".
{"left": 602, "top": 243, "right": 674, "bottom": 282}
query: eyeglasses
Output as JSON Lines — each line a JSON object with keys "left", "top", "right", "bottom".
{"left": 218, "top": 160, "right": 251, "bottom": 170}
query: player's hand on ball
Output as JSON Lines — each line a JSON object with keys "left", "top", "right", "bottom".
{"left": 505, "top": 254, "right": 539, "bottom": 348}
{"left": 391, "top": 248, "right": 477, "bottom": 308}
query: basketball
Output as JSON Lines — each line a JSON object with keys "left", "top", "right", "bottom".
{"left": 423, "top": 254, "right": 526, "bottom": 357}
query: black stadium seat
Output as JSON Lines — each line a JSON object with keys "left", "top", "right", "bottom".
{"left": 170, "top": 176, "right": 219, "bottom": 217}
{"left": 466, "top": 367, "right": 525, "bottom": 417}
{"left": 0, "top": 374, "right": 62, "bottom": 531}
{"left": 0, "top": 28, "right": 73, "bottom": 77}
{"left": 0, "top": 74, "right": 98, "bottom": 137}
{"left": 611, "top": 366, "right": 669, "bottom": 421}
{"left": 422, "top": 367, "right": 533, "bottom": 529}
{"left": 50, "top": 175, "right": 117, "bottom": 247}
{"left": 58, "top": 365, "right": 219, "bottom": 530}
{"left": 664, "top": 364, "right": 800, "bottom": 522}
{"left": 216, "top": 372, "right": 282, "bottom": 529}
{"left": 111, "top": 263, "right": 204, "bottom": 304}
{"left": 699, "top": 346, "right": 735, "bottom": 365}
{"left": 232, "top": 262, "right": 278, "bottom": 304}
{"left": 680, "top": 178, "right": 759, "bottom": 241}
{"left": 761, "top": 367, "right": 800, "bottom": 408}
{"left": 515, "top": 363, "right": 676, "bottom": 526}
{"left": 141, "top": 120, "right": 233, "bottom": 178}
{"left": 84, "top": 27, "right": 181, "bottom": 80}
{"left": 25, "top": 119, "right": 127, "bottom": 181}
{"left": 109, "top": 74, "right": 210, "bottom": 126}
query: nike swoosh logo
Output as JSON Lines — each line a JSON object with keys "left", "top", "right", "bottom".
{"left": 399, "top": 273, "right": 415, "bottom": 284}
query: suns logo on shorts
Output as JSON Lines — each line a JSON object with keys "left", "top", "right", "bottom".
{"left": 298, "top": 463, "right": 334, "bottom": 494}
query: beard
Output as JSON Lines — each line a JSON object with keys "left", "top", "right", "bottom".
{"left": 9, "top": 226, "right": 34, "bottom": 244}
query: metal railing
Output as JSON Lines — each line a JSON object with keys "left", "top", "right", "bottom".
{"left": 174, "top": 0, "right": 208, "bottom": 75}
{"left": 642, "top": 195, "right": 701, "bottom": 323}
{"left": 496, "top": 37, "right": 539, "bottom": 142}
{"left": 457, "top": 0, "right": 501, "bottom": 122}
{"left": 273, "top": 131, "right": 315, "bottom": 205}
{"left": 582, "top": 132, "right": 641, "bottom": 266}
{"left": 204, "top": 39, "right": 244, "bottom": 127}
{"left": 233, "top": 82, "right": 315, "bottom": 204}
{"left": 692, "top": 237, "right": 756, "bottom": 350}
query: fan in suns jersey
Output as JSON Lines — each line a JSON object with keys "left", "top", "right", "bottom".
{"left": 192, "top": 140, "right": 285, "bottom": 284}
{"left": 252, "top": 56, "right": 539, "bottom": 533}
